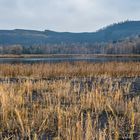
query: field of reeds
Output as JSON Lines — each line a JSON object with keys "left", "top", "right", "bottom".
{"left": 0, "top": 62, "right": 140, "bottom": 78}
{"left": 0, "top": 62, "right": 140, "bottom": 140}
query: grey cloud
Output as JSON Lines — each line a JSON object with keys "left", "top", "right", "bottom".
{"left": 0, "top": 0, "right": 140, "bottom": 32}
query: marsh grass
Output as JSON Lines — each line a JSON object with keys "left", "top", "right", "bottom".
{"left": 0, "top": 79, "right": 140, "bottom": 139}
{"left": 0, "top": 62, "right": 140, "bottom": 139}
{"left": 0, "top": 62, "right": 140, "bottom": 78}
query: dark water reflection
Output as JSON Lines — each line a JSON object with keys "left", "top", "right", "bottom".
{"left": 0, "top": 57, "right": 140, "bottom": 64}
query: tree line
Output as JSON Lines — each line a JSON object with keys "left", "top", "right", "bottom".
{"left": 0, "top": 36, "right": 140, "bottom": 54}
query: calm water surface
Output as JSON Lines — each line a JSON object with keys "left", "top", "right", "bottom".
{"left": 0, "top": 56, "right": 140, "bottom": 64}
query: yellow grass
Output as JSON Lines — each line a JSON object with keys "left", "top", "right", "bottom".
{"left": 0, "top": 62, "right": 140, "bottom": 78}
{"left": 0, "top": 62, "right": 140, "bottom": 139}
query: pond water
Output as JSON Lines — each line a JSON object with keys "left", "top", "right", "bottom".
{"left": 0, "top": 56, "right": 140, "bottom": 64}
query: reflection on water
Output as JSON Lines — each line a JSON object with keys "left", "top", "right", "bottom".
{"left": 0, "top": 57, "right": 140, "bottom": 64}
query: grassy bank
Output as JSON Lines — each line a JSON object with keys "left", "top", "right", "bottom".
{"left": 0, "top": 54, "right": 140, "bottom": 58}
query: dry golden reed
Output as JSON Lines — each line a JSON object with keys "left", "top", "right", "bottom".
{"left": 0, "top": 62, "right": 140, "bottom": 78}
{"left": 0, "top": 62, "right": 140, "bottom": 139}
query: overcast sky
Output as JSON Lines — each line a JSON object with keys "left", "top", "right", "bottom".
{"left": 0, "top": 0, "right": 140, "bottom": 32}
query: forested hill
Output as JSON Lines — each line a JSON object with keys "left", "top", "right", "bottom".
{"left": 0, "top": 21, "right": 140, "bottom": 45}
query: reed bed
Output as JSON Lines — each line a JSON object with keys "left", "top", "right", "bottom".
{"left": 0, "top": 62, "right": 140, "bottom": 139}
{"left": 0, "top": 78, "right": 140, "bottom": 139}
{"left": 0, "top": 62, "right": 140, "bottom": 78}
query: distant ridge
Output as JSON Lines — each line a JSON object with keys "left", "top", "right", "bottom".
{"left": 0, "top": 20, "right": 140, "bottom": 45}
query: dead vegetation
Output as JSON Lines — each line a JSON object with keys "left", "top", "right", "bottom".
{"left": 0, "top": 62, "right": 140, "bottom": 139}
{"left": 0, "top": 62, "right": 140, "bottom": 78}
